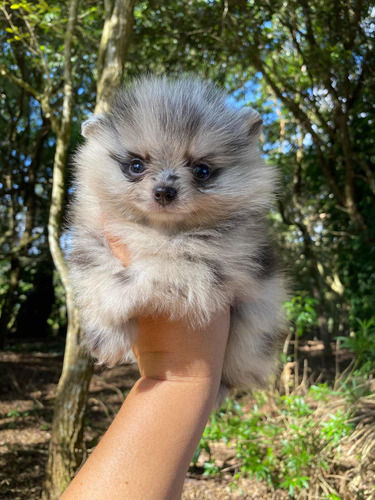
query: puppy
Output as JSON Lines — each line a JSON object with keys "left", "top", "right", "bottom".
{"left": 69, "top": 75, "right": 287, "bottom": 395}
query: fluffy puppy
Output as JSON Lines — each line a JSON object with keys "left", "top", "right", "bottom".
{"left": 69, "top": 75, "right": 287, "bottom": 394}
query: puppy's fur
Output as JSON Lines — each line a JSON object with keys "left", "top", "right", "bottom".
{"left": 69, "top": 76, "right": 287, "bottom": 393}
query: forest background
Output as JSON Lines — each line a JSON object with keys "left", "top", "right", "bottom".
{"left": 0, "top": 0, "right": 374, "bottom": 499}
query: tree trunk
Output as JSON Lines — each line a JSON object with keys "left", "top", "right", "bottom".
{"left": 43, "top": 300, "right": 93, "bottom": 499}
{"left": 43, "top": 132, "right": 94, "bottom": 499}
{"left": 43, "top": 1, "right": 136, "bottom": 497}
{"left": 96, "top": 0, "right": 136, "bottom": 110}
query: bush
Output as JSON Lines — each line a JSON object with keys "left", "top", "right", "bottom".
{"left": 338, "top": 317, "right": 375, "bottom": 374}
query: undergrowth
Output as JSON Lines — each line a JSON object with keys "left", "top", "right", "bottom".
{"left": 193, "top": 377, "right": 375, "bottom": 499}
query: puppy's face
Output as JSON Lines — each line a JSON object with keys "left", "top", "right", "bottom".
{"left": 76, "top": 77, "right": 274, "bottom": 228}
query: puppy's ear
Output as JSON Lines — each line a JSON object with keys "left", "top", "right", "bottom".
{"left": 240, "top": 107, "right": 263, "bottom": 140}
{"left": 81, "top": 114, "right": 110, "bottom": 138}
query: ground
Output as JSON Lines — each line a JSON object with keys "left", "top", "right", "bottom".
{"left": 0, "top": 343, "right": 373, "bottom": 499}
{"left": 0, "top": 347, "right": 280, "bottom": 500}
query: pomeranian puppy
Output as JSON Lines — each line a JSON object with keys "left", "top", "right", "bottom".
{"left": 69, "top": 75, "right": 287, "bottom": 394}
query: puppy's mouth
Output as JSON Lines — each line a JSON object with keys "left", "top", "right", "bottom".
{"left": 133, "top": 186, "right": 194, "bottom": 222}
{"left": 139, "top": 197, "right": 191, "bottom": 223}
{"left": 150, "top": 199, "right": 181, "bottom": 214}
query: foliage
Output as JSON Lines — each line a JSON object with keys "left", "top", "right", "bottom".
{"left": 1, "top": 0, "right": 374, "bottom": 351}
{"left": 284, "top": 294, "right": 319, "bottom": 337}
{"left": 196, "top": 387, "right": 355, "bottom": 497}
{"left": 338, "top": 317, "right": 375, "bottom": 374}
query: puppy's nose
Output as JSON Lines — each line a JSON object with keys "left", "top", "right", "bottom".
{"left": 154, "top": 186, "right": 177, "bottom": 205}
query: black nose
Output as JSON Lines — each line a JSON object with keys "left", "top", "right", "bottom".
{"left": 154, "top": 186, "right": 177, "bottom": 205}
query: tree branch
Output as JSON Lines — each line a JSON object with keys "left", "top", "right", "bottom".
{"left": 47, "top": 0, "right": 80, "bottom": 292}
{"left": 0, "top": 63, "right": 60, "bottom": 133}
{"left": 0, "top": 63, "right": 40, "bottom": 100}
{"left": 251, "top": 49, "right": 346, "bottom": 206}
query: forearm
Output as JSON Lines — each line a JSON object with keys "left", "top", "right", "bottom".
{"left": 62, "top": 309, "right": 229, "bottom": 499}
{"left": 61, "top": 374, "right": 219, "bottom": 500}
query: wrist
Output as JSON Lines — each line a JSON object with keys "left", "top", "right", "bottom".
{"left": 135, "top": 350, "right": 224, "bottom": 383}
{"left": 133, "top": 373, "right": 220, "bottom": 428}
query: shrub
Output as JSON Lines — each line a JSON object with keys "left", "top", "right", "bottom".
{"left": 195, "top": 389, "right": 354, "bottom": 497}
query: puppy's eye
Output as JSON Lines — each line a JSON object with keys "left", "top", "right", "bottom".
{"left": 129, "top": 159, "right": 145, "bottom": 176}
{"left": 193, "top": 164, "right": 211, "bottom": 180}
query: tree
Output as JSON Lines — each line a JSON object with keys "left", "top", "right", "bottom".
{"left": 209, "top": 0, "right": 375, "bottom": 334}
{"left": 43, "top": 0, "right": 136, "bottom": 497}
{"left": 126, "top": 0, "right": 374, "bottom": 335}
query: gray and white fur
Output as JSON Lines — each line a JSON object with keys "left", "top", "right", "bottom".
{"left": 69, "top": 75, "right": 287, "bottom": 394}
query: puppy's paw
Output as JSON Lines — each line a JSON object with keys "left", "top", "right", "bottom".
{"left": 84, "top": 319, "right": 138, "bottom": 366}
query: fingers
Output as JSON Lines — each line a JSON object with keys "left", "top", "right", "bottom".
{"left": 102, "top": 218, "right": 131, "bottom": 266}
{"left": 108, "top": 236, "right": 132, "bottom": 266}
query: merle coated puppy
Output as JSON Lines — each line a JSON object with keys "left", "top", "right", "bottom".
{"left": 69, "top": 75, "right": 287, "bottom": 397}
